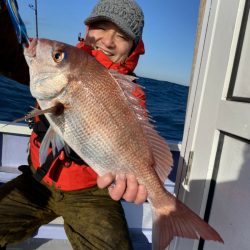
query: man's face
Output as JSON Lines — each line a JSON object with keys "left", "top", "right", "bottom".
{"left": 85, "top": 21, "right": 134, "bottom": 64}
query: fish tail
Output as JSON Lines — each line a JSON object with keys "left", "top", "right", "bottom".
{"left": 151, "top": 194, "right": 224, "bottom": 250}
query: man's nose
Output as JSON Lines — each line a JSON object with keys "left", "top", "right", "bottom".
{"left": 101, "top": 31, "right": 115, "bottom": 48}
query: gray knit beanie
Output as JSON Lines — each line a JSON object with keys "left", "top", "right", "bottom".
{"left": 84, "top": 0, "right": 144, "bottom": 45}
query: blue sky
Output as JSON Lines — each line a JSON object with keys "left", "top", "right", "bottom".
{"left": 17, "top": 0, "right": 200, "bottom": 85}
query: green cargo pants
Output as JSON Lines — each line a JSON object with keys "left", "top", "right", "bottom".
{"left": 0, "top": 169, "right": 132, "bottom": 250}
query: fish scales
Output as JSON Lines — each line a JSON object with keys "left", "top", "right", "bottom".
{"left": 44, "top": 64, "right": 153, "bottom": 176}
{"left": 24, "top": 39, "right": 223, "bottom": 250}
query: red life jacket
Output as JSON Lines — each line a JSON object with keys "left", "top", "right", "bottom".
{"left": 29, "top": 39, "right": 146, "bottom": 191}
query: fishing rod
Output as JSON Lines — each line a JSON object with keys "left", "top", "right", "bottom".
{"left": 4, "top": 0, "right": 30, "bottom": 46}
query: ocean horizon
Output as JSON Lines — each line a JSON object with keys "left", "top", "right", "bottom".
{"left": 0, "top": 75, "right": 188, "bottom": 142}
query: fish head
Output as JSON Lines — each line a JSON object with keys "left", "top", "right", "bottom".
{"left": 24, "top": 38, "right": 87, "bottom": 101}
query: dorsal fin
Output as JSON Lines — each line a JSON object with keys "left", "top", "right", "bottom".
{"left": 110, "top": 71, "right": 173, "bottom": 183}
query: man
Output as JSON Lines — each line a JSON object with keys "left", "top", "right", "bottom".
{"left": 0, "top": 0, "right": 147, "bottom": 249}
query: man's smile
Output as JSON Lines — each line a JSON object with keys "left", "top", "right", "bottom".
{"left": 93, "top": 45, "right": 113, "bottom": 56}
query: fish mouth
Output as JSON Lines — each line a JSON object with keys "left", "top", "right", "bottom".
{"left": 24, "top": 38, "right": 38, "bottom": 59}
{"left": 31, "top": 83, "right": 67, "bottom": 101}
{"left": 31, "top": 72, "right": 57, "bottom": 84}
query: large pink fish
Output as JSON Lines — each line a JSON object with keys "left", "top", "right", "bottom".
{"left": 24, "top": 38, "right": 223, "bottom": 249}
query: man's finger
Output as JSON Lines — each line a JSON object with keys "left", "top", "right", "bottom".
{"left": 134, "top": 185, "right": 148, "bottom": 204}
{"left": 122, "top": 174, "right": 138, "bottom": 202}
{"left": 108, "top": 174, "right": 126, "bottom": 201}
{"left": 97, "top": 172, "right": 114, "bottom": 189}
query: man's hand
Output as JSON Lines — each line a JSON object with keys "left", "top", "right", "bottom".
{"left": 97, "top": 173, "right": 148, "bottom": 204}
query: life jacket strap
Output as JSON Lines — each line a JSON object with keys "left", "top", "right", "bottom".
{"left": 32, "top": 151, "right": 59, "bottom": 182}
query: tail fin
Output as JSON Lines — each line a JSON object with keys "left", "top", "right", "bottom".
{"left": 152, "top": 195, "right": 224, "bottom": 250}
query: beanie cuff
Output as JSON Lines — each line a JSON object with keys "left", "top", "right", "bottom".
{"left": 85, "top": 16, "right": 136, "bottom": 41}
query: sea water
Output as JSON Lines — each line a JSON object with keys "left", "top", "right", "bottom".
{"left": 0, "top": 75, "right": 188, "bottom": 142}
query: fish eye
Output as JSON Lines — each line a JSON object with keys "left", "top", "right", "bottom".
{"left": 52, "top": 50, "right": 65, "bottom": 63}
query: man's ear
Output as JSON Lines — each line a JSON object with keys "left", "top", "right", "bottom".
{"left": 84, "top": 25, "right": 90, "bottom": 40}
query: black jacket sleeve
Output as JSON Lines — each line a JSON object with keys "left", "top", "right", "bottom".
{"left": 0, "top": 1, "right": 30, "bottom": 85}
